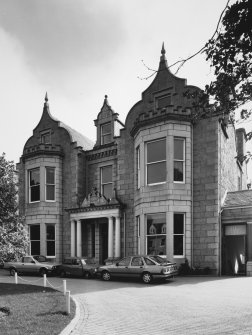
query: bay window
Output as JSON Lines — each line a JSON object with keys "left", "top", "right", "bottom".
{"left": 146, "top": 139, "right": 166, "bottom": 185}
{"left": 29, "top": 168, "right": 40, "bottom": 202}
{"left": 136, "top": 146, "right": 140, "bottom": 189}
{"left": 173, "top": 213, "right": 185, "bottom": 256}
{"left": 45, "top": 167, "right": 55, "bottom": 201}
{"left": 146, "top": 213, "right": 166, "bottom": 255}
{"left": 46, "top": 224, "right": 55, "bottom": 257}
{"left": 30, "top": 225, "right": 40, "bottom": 255}
{"left": 174, "top": 138, "right": 185, "bottom": 182}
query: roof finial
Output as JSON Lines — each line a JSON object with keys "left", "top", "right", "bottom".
{"left": 161, "top": 42, "right": 166, "bottom": 56}
{"left": 45, "top": 92, "right": 48, "bottom": 102}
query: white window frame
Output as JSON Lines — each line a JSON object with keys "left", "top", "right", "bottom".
{"left": 174, "top": 137, "right": 185, "bottom": 183}
{"left": 146, "top": 138, "right": 166, "bottom": 186}
{"left": 137, "top": 216, "right": 140, "bottom": 254}
{"left": 29, "top": 224, "right": 40, "bottom": 255}
{"left": 46, "top": 224, "right": 56, "bottom": 257}
{"left": 173, "top": 213, "right": 185, "bottom": 258}
{"left": 45, "top": 167, "right": 56, "bottom": 202}
{"left": 101, "top": 122, "right": 111, "bottom": 145}
{"left": 101, "top": 165, "right": 113, "bottom": 199}
{"left": 29, "top": 168, "right": 40, "bottom": 203}
{"left": 136, "top": 146, "right": 140, "bottom": 189}
{"left": 146, "top": 213, "right": 166, "bottom": 255}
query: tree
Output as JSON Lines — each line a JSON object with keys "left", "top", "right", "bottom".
{"left": 205, "top": 0, "right": 252, "bottom": 144}
{"left": 140, "top": 0, "right": 252, "bottom": 158}
{"left": 0, "top": 153, "right": 28, "bottom": 261}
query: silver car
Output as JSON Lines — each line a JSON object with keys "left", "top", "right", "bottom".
{"left": 97, "top": 255, "right": 178, "bottom": 284}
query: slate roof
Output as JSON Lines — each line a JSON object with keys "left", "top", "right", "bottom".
{"left": 59, "top": 121, "right": 94, "bottom": 150}
{"left": 223, "top": 190, "right": 252, "bottom": 208}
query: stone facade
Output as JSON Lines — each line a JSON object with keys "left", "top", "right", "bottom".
{"left": 17, "top": 46, "right": 249, "bottom": 275}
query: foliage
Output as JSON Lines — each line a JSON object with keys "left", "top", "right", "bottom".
{"left": 0, "top": 153, "right": 28, "bottom": 261}
{"left": 204, "top": 0, "right": 252, "bottom": 140}
{"left": 178, "top": 259, "right": 211, "bottom": 276}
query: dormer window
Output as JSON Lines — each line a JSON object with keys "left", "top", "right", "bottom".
{"left": 101, "top": 122, "right": 111, "bottom": 145}
{"left": 155, "top": 94, "right": 171, "bottom": 110}
{"left": 41, "top": 131, "right": 51, "bottom": 144}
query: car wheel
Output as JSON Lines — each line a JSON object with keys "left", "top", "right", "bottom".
{"left": 102, "top": 270, "right": 111, "bottom": 281}
{"left": 39, "top": 268, "right": 47, "bottom": 277}
{"left": 142, "top": 272, "right": 152, "bottom": 284}
{"left": 10, "top": 268, "right": 16, "bottom": 276}
{"left": 60, "top": 270, "right": 66, "bottom": 278}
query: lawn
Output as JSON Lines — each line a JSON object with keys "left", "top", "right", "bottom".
{"left": 0, "top": 283, "right": 75, "bottom": 335}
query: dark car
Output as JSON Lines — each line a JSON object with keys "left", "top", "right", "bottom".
{"left": 97, "top": 255, "right": 178, "bottom": 284}
{"left": 56, "top": 257, "right": 100, "bottom": 278}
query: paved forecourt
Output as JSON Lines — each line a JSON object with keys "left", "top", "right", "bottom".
{"left": 1, "top": 270, "right": 252, "bottom": 335}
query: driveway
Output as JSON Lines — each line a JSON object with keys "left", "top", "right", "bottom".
{"left": 1, "top": 270, "right": 252, "bottom": 334}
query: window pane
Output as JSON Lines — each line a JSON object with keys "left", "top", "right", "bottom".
{"left": 102, "top": 166, "right": 112, "bottom": 183}
{"left": 147, "top": 140, "right": 166, "bottom": 163}
{"left": 46, "top": 185, "right": 55, "bottom": 200}
{"left": 46, "top": 168, "right": 55, "bottom": 184}
{"left": 102, "top": 134, "right": 111, "bottom": 144}
{"left": 157, "top": 95, "right": 171, "bottom": 109}
{"left": 47, "top": 241, "right": 55, "bottom": 256}
{"left": 147, "top": 236, "right": 166, "bottom": 255}
{"left": 174, "top": 235, "right": 183, "bottom": 255}
{"left": 30, "top": 225, "right": 40, "bottom": 240}
{"left": 30, "top": 169, "right": 40, "bottom": 186}
{"left": 46, "top": 225, "right": 55, "bottom": 240}
{"left": 101, "top": 123, "right": 111, "bottom": 134}
{"left": 103, "top": 184, "right": 112, "bottom": 199}
{"left": 31, "top": 185, "right": 40, "bottom": 202}
{"left": 174, "top": 214, "right": 184, "bottom": 234}
{"left": 174, "top": 139, "right": 184, "bottom": 160}
{"left": 31, "top": 241, "right": 40, "bottom": 255}
{"left": 174, "top": 161, "right": 184, "bottom": 182}
{"left": 147, "top": 162, "right": 166, "bottom": 184}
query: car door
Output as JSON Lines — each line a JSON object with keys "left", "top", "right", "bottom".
{"left": 128, "top": 257, "right": 145, "bottom": 278}
{"left": 21, "top": 257, "right": 38, "bottom": 274}
{"left": 71, "top": 258, "right": 83, "bottom": 277}
{"left": 111, "top": 257, "right": 131, "bottom": 278}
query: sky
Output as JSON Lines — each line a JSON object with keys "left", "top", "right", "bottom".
{"left": 0, "top": 0, "right": 251, "bottom": 178}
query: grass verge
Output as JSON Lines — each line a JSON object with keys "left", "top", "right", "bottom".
{"left": 0, "top": 283, "right": 75, "bottom": 335}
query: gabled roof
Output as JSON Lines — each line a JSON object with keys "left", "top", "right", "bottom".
{"left": 223, "top": 190, "right": 252, "bottom": 208}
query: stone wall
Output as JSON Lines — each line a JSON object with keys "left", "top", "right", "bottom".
{"left": 193, "top": 117, "right": 220, "bottom": 272}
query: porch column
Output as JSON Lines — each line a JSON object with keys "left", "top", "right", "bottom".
{"left": 115, "top": 215, "right": 121, "bottom": 258}
{"left": 76, "top": 220, "right": 82, "bottom": 257}
{"left": 108, "top": 216, "right": 113, "bottom": 258}
{"left": 71, "top": 220, "right": 76, "bottom": 257}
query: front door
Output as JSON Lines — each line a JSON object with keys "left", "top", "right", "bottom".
{"left": 222, "top": 225, "right": 246, "bottom": 275}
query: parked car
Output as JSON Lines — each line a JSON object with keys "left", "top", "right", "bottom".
{"left": 97, "top": 255, "right": 178, "bottom": 284}
{"left": 56, "top": 257, "right": 100, "bottom": 278}
{"left": 33, "top": 255, "right": 50, "bottom": 262}
{"left": 3, "top": 256, "right": 58, "bottom": 276}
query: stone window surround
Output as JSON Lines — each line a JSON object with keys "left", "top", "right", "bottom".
{"left": 27, "top": 164, "right": 57, "bottom": 204}
{"left": 135, "top": 131, "right": 188, "bottom": 189}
